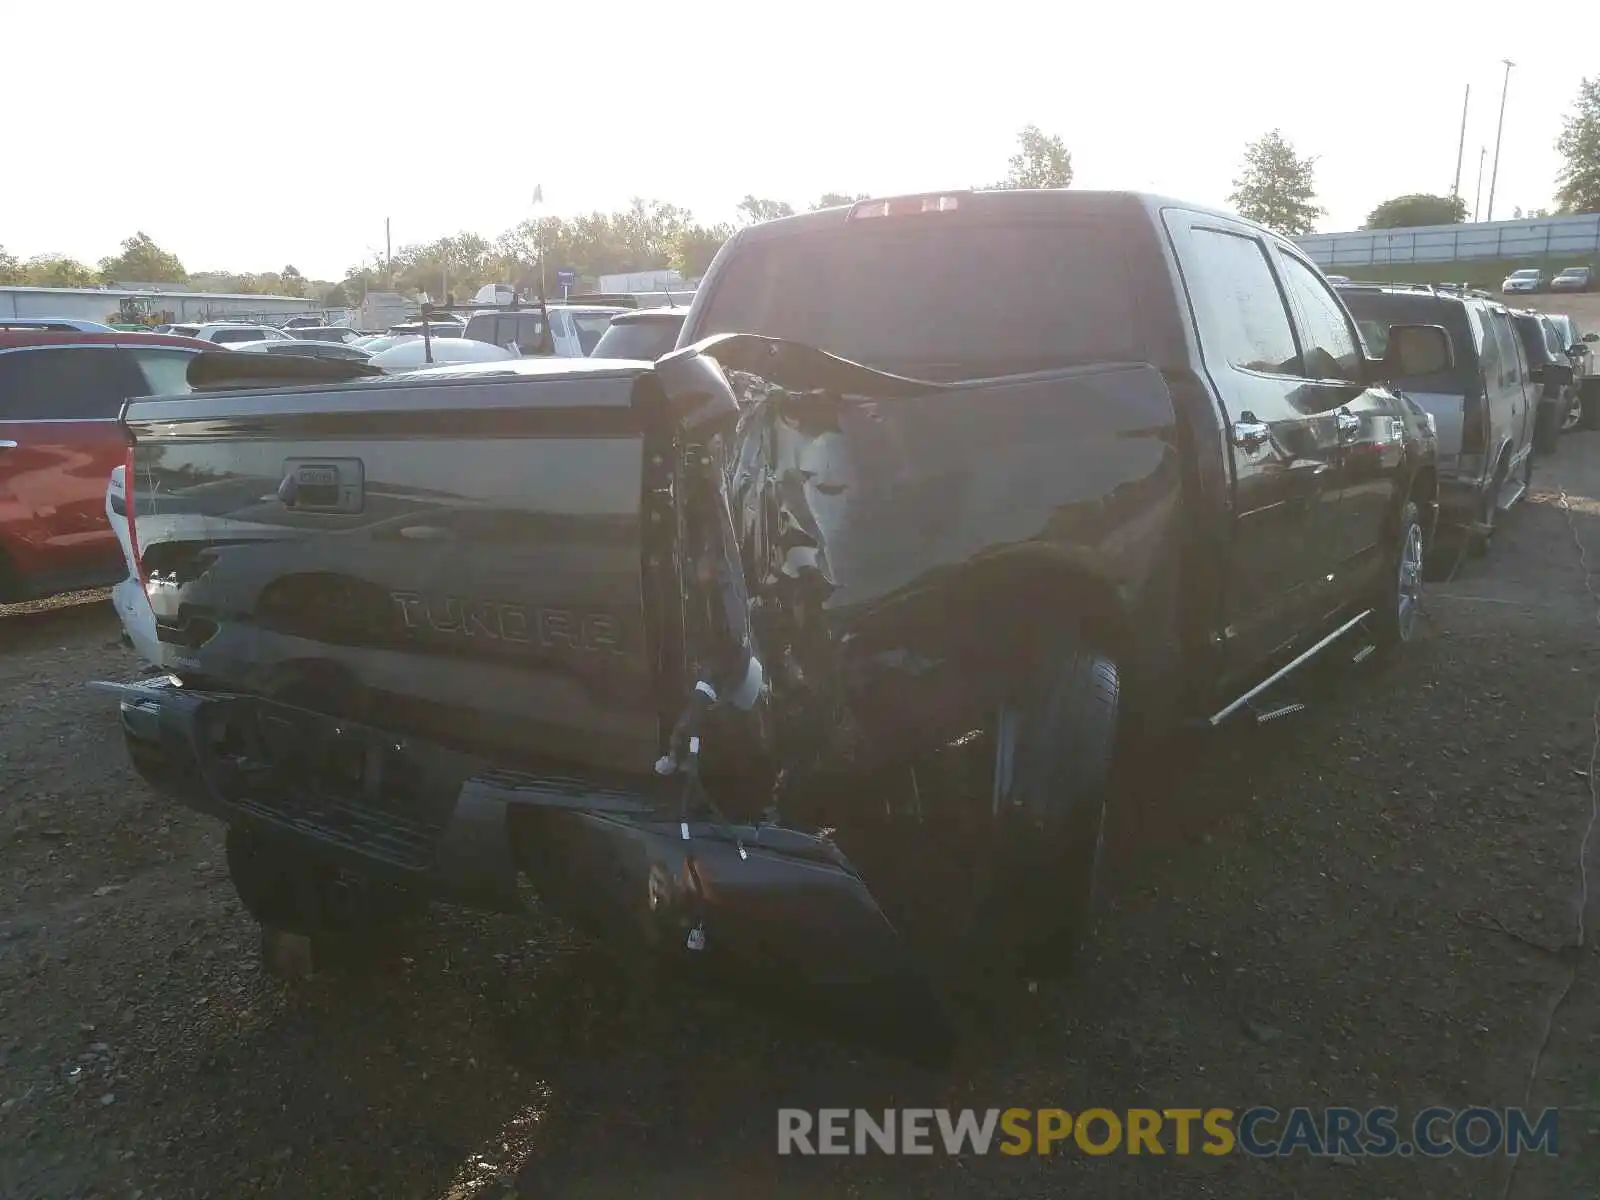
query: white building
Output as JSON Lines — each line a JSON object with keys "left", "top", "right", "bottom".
{"left": 0, "top": 284, "right": 318, "bottom": 324}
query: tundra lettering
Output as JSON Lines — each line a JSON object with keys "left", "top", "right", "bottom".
{"left": 390, "top": 589, "right": 625, "bottom": 653}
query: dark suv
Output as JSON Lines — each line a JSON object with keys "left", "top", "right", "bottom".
{"left": 1338, "top": 284, "right": 1536, "bottom": 560}
{"left": 1513, "top": 311, "right": 1585, "bottom": 434}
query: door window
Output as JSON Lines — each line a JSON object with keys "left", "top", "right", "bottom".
{"left": 0, "top": 346, "right": 143, "bottom": 420}
{"left": 128, "top": 347, "right": 198, "bottom": 396}
{"left": 1487, "top": 311, "right": 1523, "bottom": 391}
{"left": 1473, "top": 308, "right": 1503, "bottom": 389}
{"left": 1181, "top": 228, "right": 1301, "bottom": 375}
{"left": 1275, "top": 253, "right": 1363, "bottom": 383}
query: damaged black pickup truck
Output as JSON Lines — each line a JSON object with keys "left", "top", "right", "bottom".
{"left": 99, "top": 191, "right": 1445, "bottom": 1039}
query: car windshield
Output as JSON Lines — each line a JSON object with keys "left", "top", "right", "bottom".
{"left": 591, "top": 316, "right": 683, "bottom": 361}
{"left": 571, "top": 312, "right": 616, "bottom": 355}
{"left": 1556, "top": 268, "right": 1586, "bottom": 279}
{"left": 1509, "top": 270, "right": 1541, "bottom": 279}
{"left": 693, "top": 217, "right": 1142, "bottom": 377}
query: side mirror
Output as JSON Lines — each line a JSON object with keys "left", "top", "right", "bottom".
{"left": 1378, "top": 323, "right": 1452, "bottom": 378}
{"left": 1546, "top": 363, "right": 1575, "bottom": 387}
{"left": 1584, "top": 332, "right": 1598, "bottom": 343}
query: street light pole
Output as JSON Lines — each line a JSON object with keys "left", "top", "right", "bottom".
{"left": 1451, "top": 83, "right": 1470, "bottom": 199}
{"left": 1485, "top": 59, "right": 1514, "bottom": 222}
{"left": 1473, "top": 146, "right": 1487, "bottom": 222}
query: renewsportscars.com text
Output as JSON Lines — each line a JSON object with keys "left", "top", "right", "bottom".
{"left": 777, "top": 1106, "right": 1560, "bottom": 1158}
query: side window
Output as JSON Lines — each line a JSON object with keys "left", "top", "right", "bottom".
{"left": 1488, "top": 311, "right": 1523, "bottom": 390}
{"left": 1473, "top": 308, "right": 1502, "bottom": 389}
{"left": 0, "top": 347, "right": 143, "bottom": 420}
{"left": 1180, "top": 228, "right": 1300, "bottom": 375}
{"left": 515, "top": 314, "right": 546, "bottom": 350}
{"left": 128, "top": 347, "right": 196, "bottom": 396}
{"left": 1275, "top": 252, "right": 1363, "bottom": 383}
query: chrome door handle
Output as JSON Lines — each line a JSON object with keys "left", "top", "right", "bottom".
{"left": 1231, "top": 416, "right": 1271, "bottom": 450}
{"left": 0, "top": 440, "right": 18, "bottom": 451}
{"left": 1335, "top": 409, "right": 1361, "bottom": 438}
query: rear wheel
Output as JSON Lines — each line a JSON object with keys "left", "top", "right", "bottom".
{"left": 955, "top": 638, "right": 1120, "bottom": 988}
{"left": 1581, "top": 386, "right": 1600, "bottom": 431}
{"left": 1368, "top": 500, "right": 1425, "bottom": 650}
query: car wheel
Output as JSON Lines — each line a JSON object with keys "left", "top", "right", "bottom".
{"left": 1581, "top": 390, "right": 1600, "bottom": 431}
{"left": 1562, "top": 395, "right": 1584, "bottom": 433}
{"left": 1370, "top": 499, "right": 1425, "bottom": 649}
{"left": 224, "top": 826, "right": 425, "bottom": 937}
{"left": 957, "top": 637, "right": 1120, "bottom": 987}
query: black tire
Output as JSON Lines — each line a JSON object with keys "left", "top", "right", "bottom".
{"left": 959, "top": 639, "right": 1120, "bottom": 984}
{"left": 224, "top": 826, "right": 424, "bottom": 937}
{"left": 1540, "top": 401, "right": 1569, "bottom": 450}
{"left": 1581, "top": 387, "right": 1600, "bottom": 432}
{"left": 1368, "top": 499, "right": 1424, "bottom": 650}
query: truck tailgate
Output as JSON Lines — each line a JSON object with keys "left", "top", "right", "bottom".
{"left": 122, "top": 363, "right": 666, "bottom": 771}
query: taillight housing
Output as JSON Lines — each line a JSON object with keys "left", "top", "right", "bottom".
{"left": 123, "top": 439, "right": 144, "bottom": 585}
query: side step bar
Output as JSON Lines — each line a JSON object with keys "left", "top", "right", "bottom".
{"left": 1205, "top": 609, "right": 1372, "bottom": 727}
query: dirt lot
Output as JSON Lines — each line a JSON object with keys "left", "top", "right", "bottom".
{"left": 1519, "top": 290, "right": 1600, "bottom": 330}
{"left": 4, "top": 439, "right": 1600, "bottom": 1199}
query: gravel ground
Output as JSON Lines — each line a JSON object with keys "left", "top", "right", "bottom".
{"left": 3, "top": 439, "right": 1600, "bottom": 1200}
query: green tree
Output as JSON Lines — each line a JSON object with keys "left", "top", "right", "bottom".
{"left": 98, "top": 232, "right": 187, "bottom": 283}
{"left": 280, "top": 264, "right": 306, "bottom": 297}
{"left": 1362, "top": 193, "right": 1467, "bottom": 229}
{"left": 671, "top": 222, "right": 733, "bottom": 277}
{"left": 812, "top": 192, "right": 868, "bottom": 209}
{"left": 320, "top": 281, "right": 352, "bottom": 308}
{"left": 1555, "top": 76, "right": 1600, "bottom": 214}
{"left": 0, "top": 245, "right": 21, "bottom": 284}
{"left": 1228, "top": 129, "right": 1324, "bottom": 236}
{"left": 992, "top": 125, "right": 1073, "bottom": 189}
{"left": 736, "top": 195, "right": 795, "bottom": 225}
{"left": 23, "top": 255, "right": 99, "bottom": 287}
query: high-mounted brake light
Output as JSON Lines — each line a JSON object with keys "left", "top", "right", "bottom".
{"left": 848, "top": 194, "right": 962, "bottom": 220}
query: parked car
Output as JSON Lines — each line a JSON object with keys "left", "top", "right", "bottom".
{"left": 100, "top": 190, "right": 1441, "bottom": 1048}
{"left": 1501, "top": 268, "right": 1546, "bottom": 295}
{"left": 365, "top": 337, "right": 514, "bottom": 372}
{"left": 386, "top": 319, "right": 464, "bottom": 339}
{"left": 167, "top": 323, "right": 298, "bottom": 345}
{"left": 1549, "top": 266, "right": 1595, "bottom": 293}
{"left": 0, "top": 330, "right": 210, "bottom": 602}
{"left": 1545, "top": 313, "right": 1595, "bottom": 384}
{"left": 1510, "top": 311, "right": 1582, "bottom": 436}
{"left": 461, "top": 304, "right": 625, "bottom": 357}
{"left": 229, "top": 339, "right": 375, "bottom": 363}
{"left": 0, "top": 317, "right": 117, "bottom": 333}
{"left": 1338, "top": 283, "right": 1536, "bottom": 561}
{"left": 287, "top": 326, "right": 363, "bottom": 344}
{"left": 588, "top": 307, "right": 687, "bottom": 360}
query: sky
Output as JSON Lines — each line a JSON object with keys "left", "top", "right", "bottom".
{"left": 2, "top": 1, "right": 1586, "bottom": 282}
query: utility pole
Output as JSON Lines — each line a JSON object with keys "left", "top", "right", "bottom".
{"left": 1451, "top": 83, "right": 1470, "bottom": 199}
{"left": 1473, "top": 146, "right": 1487, "bottom": 221}
{"left": 384, "top": 217, "right": 392, "bottom": 290}
{"left": 1486, "top": 59, "right": 1514, "bottom": 222}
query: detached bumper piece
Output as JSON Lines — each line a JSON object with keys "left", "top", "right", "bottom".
{"left": 102, "top": 677, "right": 950, "bottom": 1054}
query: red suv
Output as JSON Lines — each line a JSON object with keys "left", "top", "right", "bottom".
{"left": 0, "top": 330, "right": 212, "bottom": 602}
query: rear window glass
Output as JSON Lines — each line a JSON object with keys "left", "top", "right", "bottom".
{"left": 693, "top": 218, "right": 1142, "bottom": 377}
{"left": 571, "top": 312, "right": 616, "bottom": 355}
{"left": 1339, "top": 291, "right": 1473, "bottom": 390}
{"left": 592, "top": 317, "right": 683, "bottom": 361}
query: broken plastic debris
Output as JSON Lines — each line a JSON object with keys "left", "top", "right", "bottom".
{"left": 685, "top": 923, "right": 707, "bottom": 951}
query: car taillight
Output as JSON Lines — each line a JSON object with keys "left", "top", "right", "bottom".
{"left": 848, "top": 194, "right": 962, "bottom": 220}
{"left": 123, "top": 440, "right": 144, "bottom": 584}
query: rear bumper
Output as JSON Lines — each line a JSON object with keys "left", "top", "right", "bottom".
{"left": 103, "top": 678, "right": 911, "bottom": 992}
